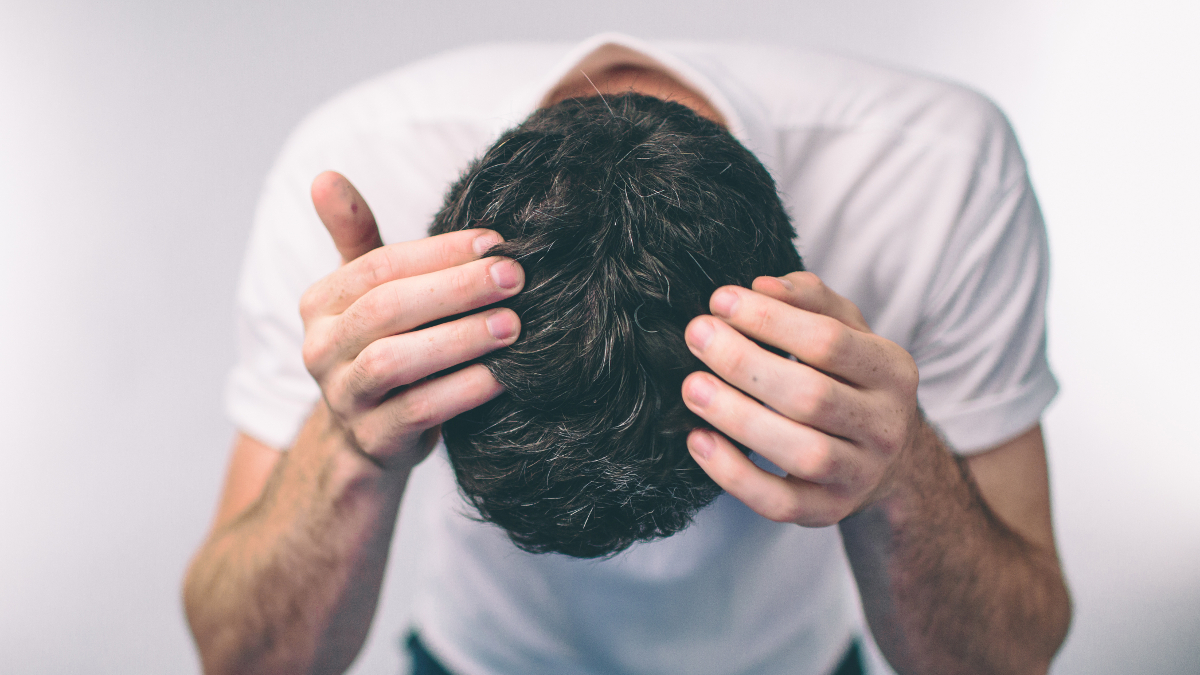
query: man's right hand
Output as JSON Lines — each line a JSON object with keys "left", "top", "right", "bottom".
{"left": 184, "top": 172, "right": 523, "bottom": 675}
{"left": 301, "top": 171, "right": 524, "bottom": 473}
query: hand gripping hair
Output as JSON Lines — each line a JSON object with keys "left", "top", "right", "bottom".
{"left": 430, "top": 93, "right": 802, "bottom": 558}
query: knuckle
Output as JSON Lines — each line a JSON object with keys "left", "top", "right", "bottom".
{"left": 719, "top": 340, "right": 750, "bottom": 378}
{"left": 345, "top": 291, "right": 394, "bottom": 338}
{"left": 298, "top": 286, "right": 322, "bottom": 321}
{"left": 449, "top": 230, "right": 481, "bottom": 260}
{"left": 872, "top": 422, "right": 905, "bottom": 456}
{"left": 797, "top": 498, "right": 842, "bottom": 527}
{"left": 898, "top": 352, "right": 920, "bottom": 393}
{"left": 806, "top": 507, "right": 843, "bottom": 528}
{"left": 747, "top": 301, "right": 773, "bottom": 335}
{"left": 794, "top": 271, "right": 824, "bottom": 294}
{"left": 361, "top": 284, "right": 394, "bottom": 320}
{"left": 436, "top": 232, "right": 460, "bottom": 258}
{"left": 799, "top": 438, "right": 836, "bottom": 481}
{"left": 329, "top": 313, "right": 365, "bottom": 355}
{"left": 832, "top": 506, "right": 855, "bottom": 525}
{"left": 720, "top": 458, "right": 754, "bottom": 495}
{"left": 833, "top": 492, "right": 864, "bottom": 523}
{"left": 848, "top": 306, "right": 869, "bottom": 331}
{"left": 878, "top": 437, "right": 902, "bottom": 458}
{"left": 352, "top": 342, "right": 396, "bottom": 390}
{"left": 449, "top": 316, "right": 480, "bottom": 350}
{"left": 424, "top": 320, "right": 480, "bottom": 367}
{"left": 301, "top": 336, "right": 331, "bottom": 374}
{"left": 765, "top": 496, "right": 805, "bottom": 524}
{"left": 365, "top": 248, "right": 400, "bottom": 285}
{"left": 807, "top": 318, "right": 846, "bottom": 363}
{"left": 448, "top": 263, "right": 478, "bottom": 299}
{"left": 794, "top": 377, "right": 833, "bottom": 420}
{"left": 398, "top": 394, "right": 437, "bottom": 431}
{"left": 348, "top": 420, "right": 381, "bottom": 456}
{"left": 323, "top": 377, "right": 354, "bottom": 415}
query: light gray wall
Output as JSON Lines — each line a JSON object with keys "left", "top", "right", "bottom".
{"left": 0, "top": 1, "right": 1196, "bottom": 673}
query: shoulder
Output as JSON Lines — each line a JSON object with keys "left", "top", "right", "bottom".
{"left": 275, "top": 42, "right": 571, "bottom": 169}
{"left": 690, "top": 43, "right": 1023, "bottom": 177}
{"left": 678, "top": 46, "right": 1039, "bottom": 349}
{"left": 260, "top": 42, "right": 573, "bottom": 244}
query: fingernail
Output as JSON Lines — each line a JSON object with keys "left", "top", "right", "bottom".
{"left": 686, "top": 319, "right": 715, "bottom": 351}
{"left": 710, "top": 288, "right": 739, "bottom": 317}
{"left": 473, "top": 232, "right": 502, "bottom": 257}
{"left": 690, "top": 431, "right": 715, "bottom": 460}
{"left": 777, "top": 277, "right": 794, "bottom": 291}
{"left": 486, "top": 310, "right": 517, "bottom": 340}
{"left": 685, "top": 376, "right": 716, "bottom": 407}
{"left": 490, "top": 260, "right": 521, "bottom": 289}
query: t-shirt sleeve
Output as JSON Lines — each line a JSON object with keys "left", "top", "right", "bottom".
{"left": 220, "top": 67, "right": 497, "bottom": 450}
{"left": 224, "top": 144, "right": 341, "bottom": 450}
{"left": 909, "top": 120, "right": 1058, "bottom": 454}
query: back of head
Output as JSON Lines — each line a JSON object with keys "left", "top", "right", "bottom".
{"left": 430, "top": 93, "right": 802, "bottom": 558}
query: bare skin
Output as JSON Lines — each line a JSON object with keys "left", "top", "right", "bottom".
{"left": 185, "top": 68, "right": 1070, "bottom": 675}
{"left": 681, "top": 281, "right": 1071, "bottom": 674}
{"left": 543, "top": 64, "right": 726, "bottom": 125}
{"left": 183, "top": 173, "right": 525, "bottom": 674}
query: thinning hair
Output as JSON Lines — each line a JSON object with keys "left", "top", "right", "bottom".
{"left": 430, "top": 93, "right": 802, "bottom": 558}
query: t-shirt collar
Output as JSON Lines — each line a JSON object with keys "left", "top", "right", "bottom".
{"left": 496, "top": 33, "right": 774, "bottom": 177}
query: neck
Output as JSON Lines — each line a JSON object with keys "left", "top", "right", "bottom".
{"left": 544, "top": 65, "right": 726, "bottom": 127}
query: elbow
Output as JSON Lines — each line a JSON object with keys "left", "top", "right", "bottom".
{"left": 1044, "top": 573, "right": 1074, "bottom": 665}
{"left": 1024, "top": 571, "right": 1074, "bottom": 675}
{"left": 181, "top": 551, "right": 250, "bottom": 675}
{"left": 181, "top": 554, "right": 223, "bottom": 674}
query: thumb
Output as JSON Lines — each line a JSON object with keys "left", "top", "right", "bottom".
{"left": 310, "top": 171, "right": 383, "bottom": 264}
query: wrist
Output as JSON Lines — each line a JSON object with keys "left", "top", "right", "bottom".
{"left": 852, "top": 417, "right": 962, "bottom": 529}
{"left": 297, "top": 400, "right": 414, "bottom": 498}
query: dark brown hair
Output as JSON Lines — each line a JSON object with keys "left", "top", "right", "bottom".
{"left": 430, "top": 93, "right": 802, "bottom": 558}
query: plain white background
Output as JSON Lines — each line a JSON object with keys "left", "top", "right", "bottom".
{"left": 1, "top": 1, "right": 1196, "bottom": 673}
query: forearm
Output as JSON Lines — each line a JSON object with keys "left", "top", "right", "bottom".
{"left": 184, "top": 403, "right": 409, "bottom": 675}
{"left": 839, "top": 422, "right": 1071, "bottom": 675}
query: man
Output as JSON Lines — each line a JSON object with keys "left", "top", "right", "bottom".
{"left": 184, "top": 33, "right": 1071, "bottom": 675}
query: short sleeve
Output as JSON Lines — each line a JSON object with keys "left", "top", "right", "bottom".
{"left": 220, "top": 63, "right": 501, "bottom": 450}
{"left": 224, "top": 143, "right": 341, "bottom": 450}
{"left": 777, "top": 79, "right": 1061, "bottom": 456}
{"left": 911, "top": 156, "right": 1058, "bottom": 454}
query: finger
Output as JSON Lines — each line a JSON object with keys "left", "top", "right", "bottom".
{"left": 684, "top": 316, "right": 875, "bottom": 441}
{"left": 352, "top": 363, "right": 505, "bottom": 461}
{"left": 338, "top": 308, "right": 520, "bottom": 407}
{"left": 302, "top": 229, "right": 504, "bottom": 318}
{"left": 707, "top": 285, "right": 898, "bottom": 388}
{"left": 687, "top": 429, "right": 851, "bottom": 527}
{"left": 331, "top": 255, "right": 524, "bottom": 359}
{"left": 311, "top": 171, "right": 384, "bottom": 263}
{"left": 681, "top": 371, "right": 859, "bottom": 486}
{"left": 752, "top": 272, "right": 870, "bottom": 333}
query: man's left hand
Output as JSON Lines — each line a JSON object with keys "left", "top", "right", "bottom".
{"left": 681, "top": 271, "right": 922, "bottom": 526}
{"left": 684, "top": 272, "right": 1073, "bottom": 674}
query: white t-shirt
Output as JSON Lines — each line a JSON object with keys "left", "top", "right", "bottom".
{"left": 227, "top": 33, "right": 1057, "bottom": 675}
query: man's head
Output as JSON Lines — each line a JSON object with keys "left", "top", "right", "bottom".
{"left": 430, "top": 92, "right": 802, "bottom": 558}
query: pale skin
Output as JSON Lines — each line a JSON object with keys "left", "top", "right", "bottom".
{"left": 184, "top": 68, "right": 1071, "bottom": 675}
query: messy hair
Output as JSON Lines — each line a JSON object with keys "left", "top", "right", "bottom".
{"left": 430, "top": 93, "right": 802, "bottom": 558}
